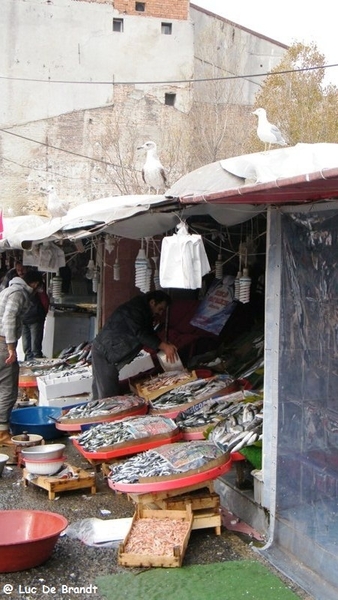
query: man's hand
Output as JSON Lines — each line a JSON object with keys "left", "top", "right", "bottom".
{"left": 5, "top": 347, "right": 17, "bottom": 365}
{"left": 159, "top": 341, "right": 178, "bottom": 363}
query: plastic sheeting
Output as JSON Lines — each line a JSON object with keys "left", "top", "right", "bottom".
{"left": 262, "top": 202, "right": 338, "bottom": 600}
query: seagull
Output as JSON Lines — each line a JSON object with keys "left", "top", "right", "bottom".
{"left": 137, "top": 141, "right": 168, "bottom": 193}
{"left": 45, "top": 185, "right": 69, "bottom": 219}
{"left": 252, "top": 108, "right": 287, "bottom": 151}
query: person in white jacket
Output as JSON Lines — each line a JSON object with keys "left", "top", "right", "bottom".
{"left": 0, "top": 270, "right": 44, "bottom": 446}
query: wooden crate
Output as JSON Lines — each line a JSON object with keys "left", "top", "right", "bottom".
{"left": 22, "top": 464, "right": 96, "bottom": 500}
{"left": 118, "top": 505, "right": 193, "bottom": 568}
{"left": 131, "top": 371, "right": 197, "bottom": 402}
{"left": 128, "top": 483, "right": 221, "bottom": 535}
{"left": 164, "top": 489, "right": 220, "bottom": 512}
{"left": 163, "top": 489, "right": 221, "bottom": 535}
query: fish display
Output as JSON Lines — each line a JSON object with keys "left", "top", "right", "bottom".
{"left": 209, "top": 400, "right": 263, "bottom": 454}
{"left": 134, "top": 370, "right": 197, "bottom": 401}
{"left": 109, "top": 441, "right": 224, "bottom": 484}
{"left": 59, "top": 395, "right": 145, "bottom": 422}
{"left": 76, "top": 415, "right": 177, "bottom": 452}
{"left": 150, "top": 375, "right": 232, "bottom": 411}
{"left": 175, "top": 391, "right": 261, "bottom": 431}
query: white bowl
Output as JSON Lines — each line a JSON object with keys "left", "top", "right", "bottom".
{"left": 0, "top": 454, "right": 9, "bottom": 477}
{"left": 24, "top": 456, "right": 66, "bottom": 476}
{"left": 21, "top": 443, "right": 65, "bottom": 460}
{"left": 11, "top": 434, "right": 43, "bottom": 447}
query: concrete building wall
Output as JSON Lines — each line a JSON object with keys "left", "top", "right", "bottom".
{"left": 191, "top": 5, "right": 287, "bottom": 106}
{"left": 0, "top": 0, "right": 193, "bottom": 128}
{"left": 0, "top": 0, "right": 288, "bottom": 218}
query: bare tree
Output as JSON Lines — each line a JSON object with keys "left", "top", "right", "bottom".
{"left": 246, "top": 42, "right": 338, "bottom": 153}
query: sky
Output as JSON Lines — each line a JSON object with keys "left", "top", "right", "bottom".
{"left": 193, "top": 0, "right": 338, "bottom": 85}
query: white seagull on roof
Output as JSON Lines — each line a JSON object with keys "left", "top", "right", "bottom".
{"left": 45, "top": 185, "right": 69, "bottom": 219}
{"left": 137, "top": 140, "right": 168, "bottom": 194}
{"left": 252, "top": 108, "right": 287, "bottom": 151}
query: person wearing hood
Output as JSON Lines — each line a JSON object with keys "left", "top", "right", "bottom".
{"left": 0, "top": 270, "right": 44, "bottom": 446}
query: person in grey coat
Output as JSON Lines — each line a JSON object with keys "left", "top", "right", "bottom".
{"left": 91, "top": 290, "right": 177, "bottom": 400}
{"left": 0, "top": 270, "right": 44, "bottom": 446}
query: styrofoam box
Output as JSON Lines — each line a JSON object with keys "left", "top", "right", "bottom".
{"left": 251, "top": 469, "right": 263, "bottom": 505}
{"left": 39, "top": 393, "right": 91, "bottom": 408}
{"left": 119, "top": 352, "right": 154, "bottom": 381}
{"left": 37, "top": 370, "right": 92, "bottom": 402}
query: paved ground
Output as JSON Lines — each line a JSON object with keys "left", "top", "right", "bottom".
{"left": 0, "top": 436, "right": 312, "bottom": 600}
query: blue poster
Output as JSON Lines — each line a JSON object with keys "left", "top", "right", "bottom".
{"left": 190, "top": 275, "right": 237, "bottom": 335}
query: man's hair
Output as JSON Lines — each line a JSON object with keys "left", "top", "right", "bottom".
{"left": 23, "top": 270, "right": 44, "bottom": 286}
{"left": 145, "top": 290, "right": 171, "bottom": 305}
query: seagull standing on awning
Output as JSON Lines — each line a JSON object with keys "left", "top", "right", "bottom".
{"left": 252, "top": 108, "right": 287, "bottom": 151}
{"left": 137, "top": 140, "right": 168, "bottom": 193}
{"left": 45, "top": 185, "right": 69, "bottom": 219}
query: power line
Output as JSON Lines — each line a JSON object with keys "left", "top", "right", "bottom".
{"left": 0, "top": 63, "right": 337, "bottom": 86}
{"left": 1, "top": 156, "right": 115, "bottom": 182}
{"left": 0, "top": 128, "right": 141, "bottom": 170}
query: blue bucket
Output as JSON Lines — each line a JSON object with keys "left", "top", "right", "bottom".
{"left": 10, "top": 407, "right": 63, "bottom": 441}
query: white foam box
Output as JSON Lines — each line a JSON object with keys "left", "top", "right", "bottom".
{"left": 37, "top": 370, "right": 92, "bottom": 402}
{"left": 39, "top": 393, "right": 91, "bottom": 408}
{"left": 119, "top": 352, "right": 154, "bottom": 381}
{"left": 251, "top": 469, "right": 263, "bottom": 505}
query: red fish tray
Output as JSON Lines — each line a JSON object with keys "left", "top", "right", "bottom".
{"left": 107, "top": 454, "right": 232, "bottom": 494}
{"left": 72, "top": 430, "right": 183, "bottom": 461}
{"left": 56, "top": 404, "right": 148, "bottom": 432}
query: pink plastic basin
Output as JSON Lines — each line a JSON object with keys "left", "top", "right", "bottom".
{"left": 0, "top": 510, "right": 68, "bottom": 572}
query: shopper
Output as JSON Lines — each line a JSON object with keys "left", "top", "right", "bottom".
{"left": 22, "top": 284, "right": 50, "bottom": 361}
{"left": 0, "top": 260, "right": 27, "bottom": 290}
{"left": 91, "top": 290, "right": 177, "bottom": 400}
{"left": 0, "top": 270, "right": 44, "bottom": 446}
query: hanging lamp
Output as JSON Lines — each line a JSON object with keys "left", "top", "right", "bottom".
{"left": 239, "top": 250, "right": 251, "bottom": 304}
{"left": 134, "top": 239, "right": 148, "bottom": 292}
{"left": 114, "top": 239, "right": 120, "bottom": 281}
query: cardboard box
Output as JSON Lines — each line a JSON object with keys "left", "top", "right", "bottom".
{"left": 119, "top": 351, "right": 154, "bottom": 381}
{"left": 37, "top": 369, "right": 92, "bottom": 402}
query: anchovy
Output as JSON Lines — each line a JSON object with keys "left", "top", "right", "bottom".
{"left": 108, "top": 442, "right": 224, "bottom": 484}
{"left": 60, "top": 395, "right": 144, "bottom": 421}
{"left": 76, "top": 415, "right": 177, "bottom": 452}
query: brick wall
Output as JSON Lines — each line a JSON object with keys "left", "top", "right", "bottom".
{"left": 77, "top": 0, "right": 190, "bottom": 20}
{"left": 114, "top": 0, "right": 188, "bottom": 20}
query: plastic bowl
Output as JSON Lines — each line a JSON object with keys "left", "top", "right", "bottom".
{"left": 0, "top": 453, "right": 9, "bottom": 476}
{"left": 0, "top": 509, "right": 68, "bottom": 572}
{"left": 21, "top": 443, "right": 65, "bottom": 460}
{"left": 10, "top": 407, "right": 62, "bottom": 440}
{"left": 24, "top": 456, "right": 66, "bottom": 476}
{"left": 11, "top": 434, "right": 43, "bottom": 447}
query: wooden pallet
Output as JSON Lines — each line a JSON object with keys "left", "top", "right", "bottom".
{"left": 22, "top": 464, "right": 96, "bottom": 500}
{"left": 0, "top": 444, "right": 16, "bottom": 465}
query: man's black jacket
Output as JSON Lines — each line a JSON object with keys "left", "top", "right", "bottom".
{"left": 93, "top": 294, "right": 161, "bottom": 370}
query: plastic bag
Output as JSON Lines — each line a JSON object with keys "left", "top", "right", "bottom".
{"left": 64, "top": 517, "right": 132, "bottom": 547}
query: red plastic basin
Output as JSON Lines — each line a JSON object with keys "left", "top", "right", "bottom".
{"left": 0, "top": 510, "right": 68, "bottom": 572}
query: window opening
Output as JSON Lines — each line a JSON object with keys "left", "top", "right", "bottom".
{"left": 113, "top": 19, "right": 124, "bottom": 32}
{"left": 165, "top": 93, "right": 176, "bottom": 106}
{"left": 161, "top": 22, "right": 172, "bottom": 35}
